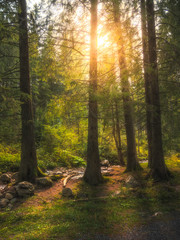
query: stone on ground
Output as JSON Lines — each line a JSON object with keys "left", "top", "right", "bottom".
{"left": 7, "top": 186, "right": 17, "bottom": 196}
{"left": 15, "top": 181, "right": 34, "bottom": 197}
{"left": 0, "top": 173, "right": 11, "bottom": 183}
{"left": 101, "top": 160, "right": 110, "bottom": 167}
{"left": 125, "top": 175, "right": 139, "bottom": 188}
{"left": 62, "top": 188, "right": 73, "bottom": 198}
{"left": 36, "top": 177, "right": 53, "bottom": 187}
{"left": 5, "top": 193, "right": 13, "bottom": 200}
{"left": 0, "top": 198, "right": 9, "bottom": 208}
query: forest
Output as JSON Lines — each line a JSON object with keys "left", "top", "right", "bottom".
{"left": 0, "top": 0, "right": 180, "bottom": 239}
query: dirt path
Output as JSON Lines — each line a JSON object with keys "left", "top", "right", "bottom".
{"left": 21, "top": 166, "right": 126, "bottom": 207}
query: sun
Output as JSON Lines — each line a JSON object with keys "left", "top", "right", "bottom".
{"left": 98, "top": 33, "right": 110, "bottom": 49}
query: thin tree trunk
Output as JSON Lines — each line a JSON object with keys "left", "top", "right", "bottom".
{"left": 112, "top": 102, "right": 125, "bottom": 166}
{"left": 146, "top": 0, "right": 170, "bottom": 180}
{"left": 83, "top": 0, "right": 102, "bottom": 185}
{"left": 140, "top": 0, "right": 153, "bottom": 168}
{"left": 18, "top": 0, "right": 37, "bottom": 183}
{"left": 113, "top": 0, "right": 141, "bottom": 171}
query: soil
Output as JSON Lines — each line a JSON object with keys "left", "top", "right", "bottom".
{"left": 21, "top": 165, "right": 127, "bottom": 207}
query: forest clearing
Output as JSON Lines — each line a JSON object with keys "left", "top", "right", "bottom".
{"left": 0, "top": 0, "right": 180, "bottom": 239}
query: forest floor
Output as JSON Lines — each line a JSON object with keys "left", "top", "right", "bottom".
{"left": 0, "top": 164, "right": 180, "bottom": 240}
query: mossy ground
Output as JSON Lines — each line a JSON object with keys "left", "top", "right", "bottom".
{"left": 0, "top": 157, "right": 180, "bottom": 240}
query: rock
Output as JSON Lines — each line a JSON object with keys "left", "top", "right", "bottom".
{"left": 101, "top": 160, "right": 110, "bottom": 167}
{"left": 0, "top": 192, "right": 3, "bottom": 199}
{"left": 5, "top": 193, "right": 13, "bottom": 200}
{"left": 62, "top": 188, "right": 73, "bottom": 198}
{"left": 0, "top": 173, "right": 11, "bottom": 183}
{"left": 10, "top": 198, "right": 17, "bottom": 204}
{"left": 125, "top": 175, "right": 139, "bottom": 188}
{"left": 7, "top": 203, "right": 13, "bottom": 210}
{"left": 102, "top": 170, "right": 113, "bottom": 176}
{"left": 15, "top": 181, "right": 34, "bottom": 197}
{"left": 54, "top": 171, "right": 62, "bottom": 175}
{"left": 0, "top": 198, "right": 9, "bottom": 208}
{"left": 36, "top": 177, "right": 53, "bottom": 187}
{"left": 11, "top": 172, "right": 19, "bottom": 182}
{"left": 153, "top": 211, "right": 163, "bottom": 217}
{"left": 0, "top": 184, "right": 7, "bottom": 191}
{"left": 7, "top": 186, "right": 17, "bottom": 196}
{"left": 71, "top": 174, "right": 83, "bottom": 180}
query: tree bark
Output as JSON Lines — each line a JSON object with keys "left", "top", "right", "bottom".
{"left": 113, "top": 0, "right": 141, "bottom": 171}
{"left": 112, "top": 101, "right": 125, "bottom": 166}
{"left": 140, "top": 0, "right": 153, "bottom": 168}
{"left": 83, "top": 0, "right": 102, "bottom": 185}
{"left": 146, "top": 0, "right": 170, "bottom": 180}
{"left": 18, "top": 0, "right": 38, "bottom": 183}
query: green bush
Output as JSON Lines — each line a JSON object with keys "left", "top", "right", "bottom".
{"left": 0, "top": 144, "right": 20, "bottom": 172}
{"left": 37, "top": 147, "right": 86, "bottom": 170}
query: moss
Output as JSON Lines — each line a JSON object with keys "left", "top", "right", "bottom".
{"left": 37, "top": 167, "right": 47, "bottom": 177}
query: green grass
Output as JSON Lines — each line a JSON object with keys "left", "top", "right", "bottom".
{"left": 0, "top": 174, "right": 179, "bottom": 240}
{"left": 0, "top": 153, "right": 180, "bottom": 239}
{"left": 0, "top": 144, "right": 86, "bottom": 173}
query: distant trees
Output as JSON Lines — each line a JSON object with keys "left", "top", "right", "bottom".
{"left": 0, "top": 0, "right": 21, "bottom": 144}
{"left": 0, "top": 0, "right": 179, "bottom": 183}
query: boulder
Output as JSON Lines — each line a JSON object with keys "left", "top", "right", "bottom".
{"left": 62, "top": 188, "right": 73, "bottom": 198}
{"left": 5, "top": 193, "right": 13, "bottom": 200}
{"left": 7, "top": 186, "right": 17, "bottom": 196}
{"left": 15, "top": 181, "right": 34, "bottom": 197}
{"left": 101, "top": 160, "right": 110, "bottom": 167}
{"left": 0, "top": 198, "right": 9, "bottom": 208}
{"left": 36, "top": 177, "right": 53, "bottom": 187}
{"left": 0, "top": 173, "right": 11, "bottom": 183}
{"left": 125, "top": 175, "right": 139, "bottom": 188}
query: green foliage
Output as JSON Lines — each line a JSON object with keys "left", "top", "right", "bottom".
{"left": 166, "top": 153, "right": 180, "bottom": 169}
{"left": 0, "top": 144, "right": 20, "bottom": 172}
{"left": 37, "top": 147, "right": 86, "bottom": 170}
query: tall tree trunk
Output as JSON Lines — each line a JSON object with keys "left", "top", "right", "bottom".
{"left": 146, "top": 0, "right": 170, "bottom": 179}
{"left": 113, "top": 0, "right": 141, "bottom": 171}
{"left": 18, "top": 0, "right": 37, "bottom": 183}
{"left": 83, "top": 0, "right": 102, "bottom": 185}
{"left": 112, "top": 101, "right": 125, "bottom": 166}
{"left": 140, "top": 0, "right": 153, "bottom": 168}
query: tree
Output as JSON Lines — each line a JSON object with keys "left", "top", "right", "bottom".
{"left": 140, "top": 0, "right": 153, "bottom": 167}
{"left": 146, "top": 0, "right": 170, "bottom": 180}
{"left": 0, "top": 0, "right": 21, "bottom": 144}
{"left": 83, "top": 0, "right": 103, "bottom": 185}
{"left": 18, "top": 0, "right": 38, "bottom": 183}
{"left": 157, "top": 0, "right": 180, "bottom": 154}
{"left": 112, "top": 0, "right": 141, "bottom": 171}
{"left": 112, "top": 101, "right": 125, "bottom": 166}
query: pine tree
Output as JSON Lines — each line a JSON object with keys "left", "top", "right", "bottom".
{"left": 84, "top": 0, "right": 103, "bottom": 185}
{"left": 18, "top": 0, "right": 38, "bottom": 183}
